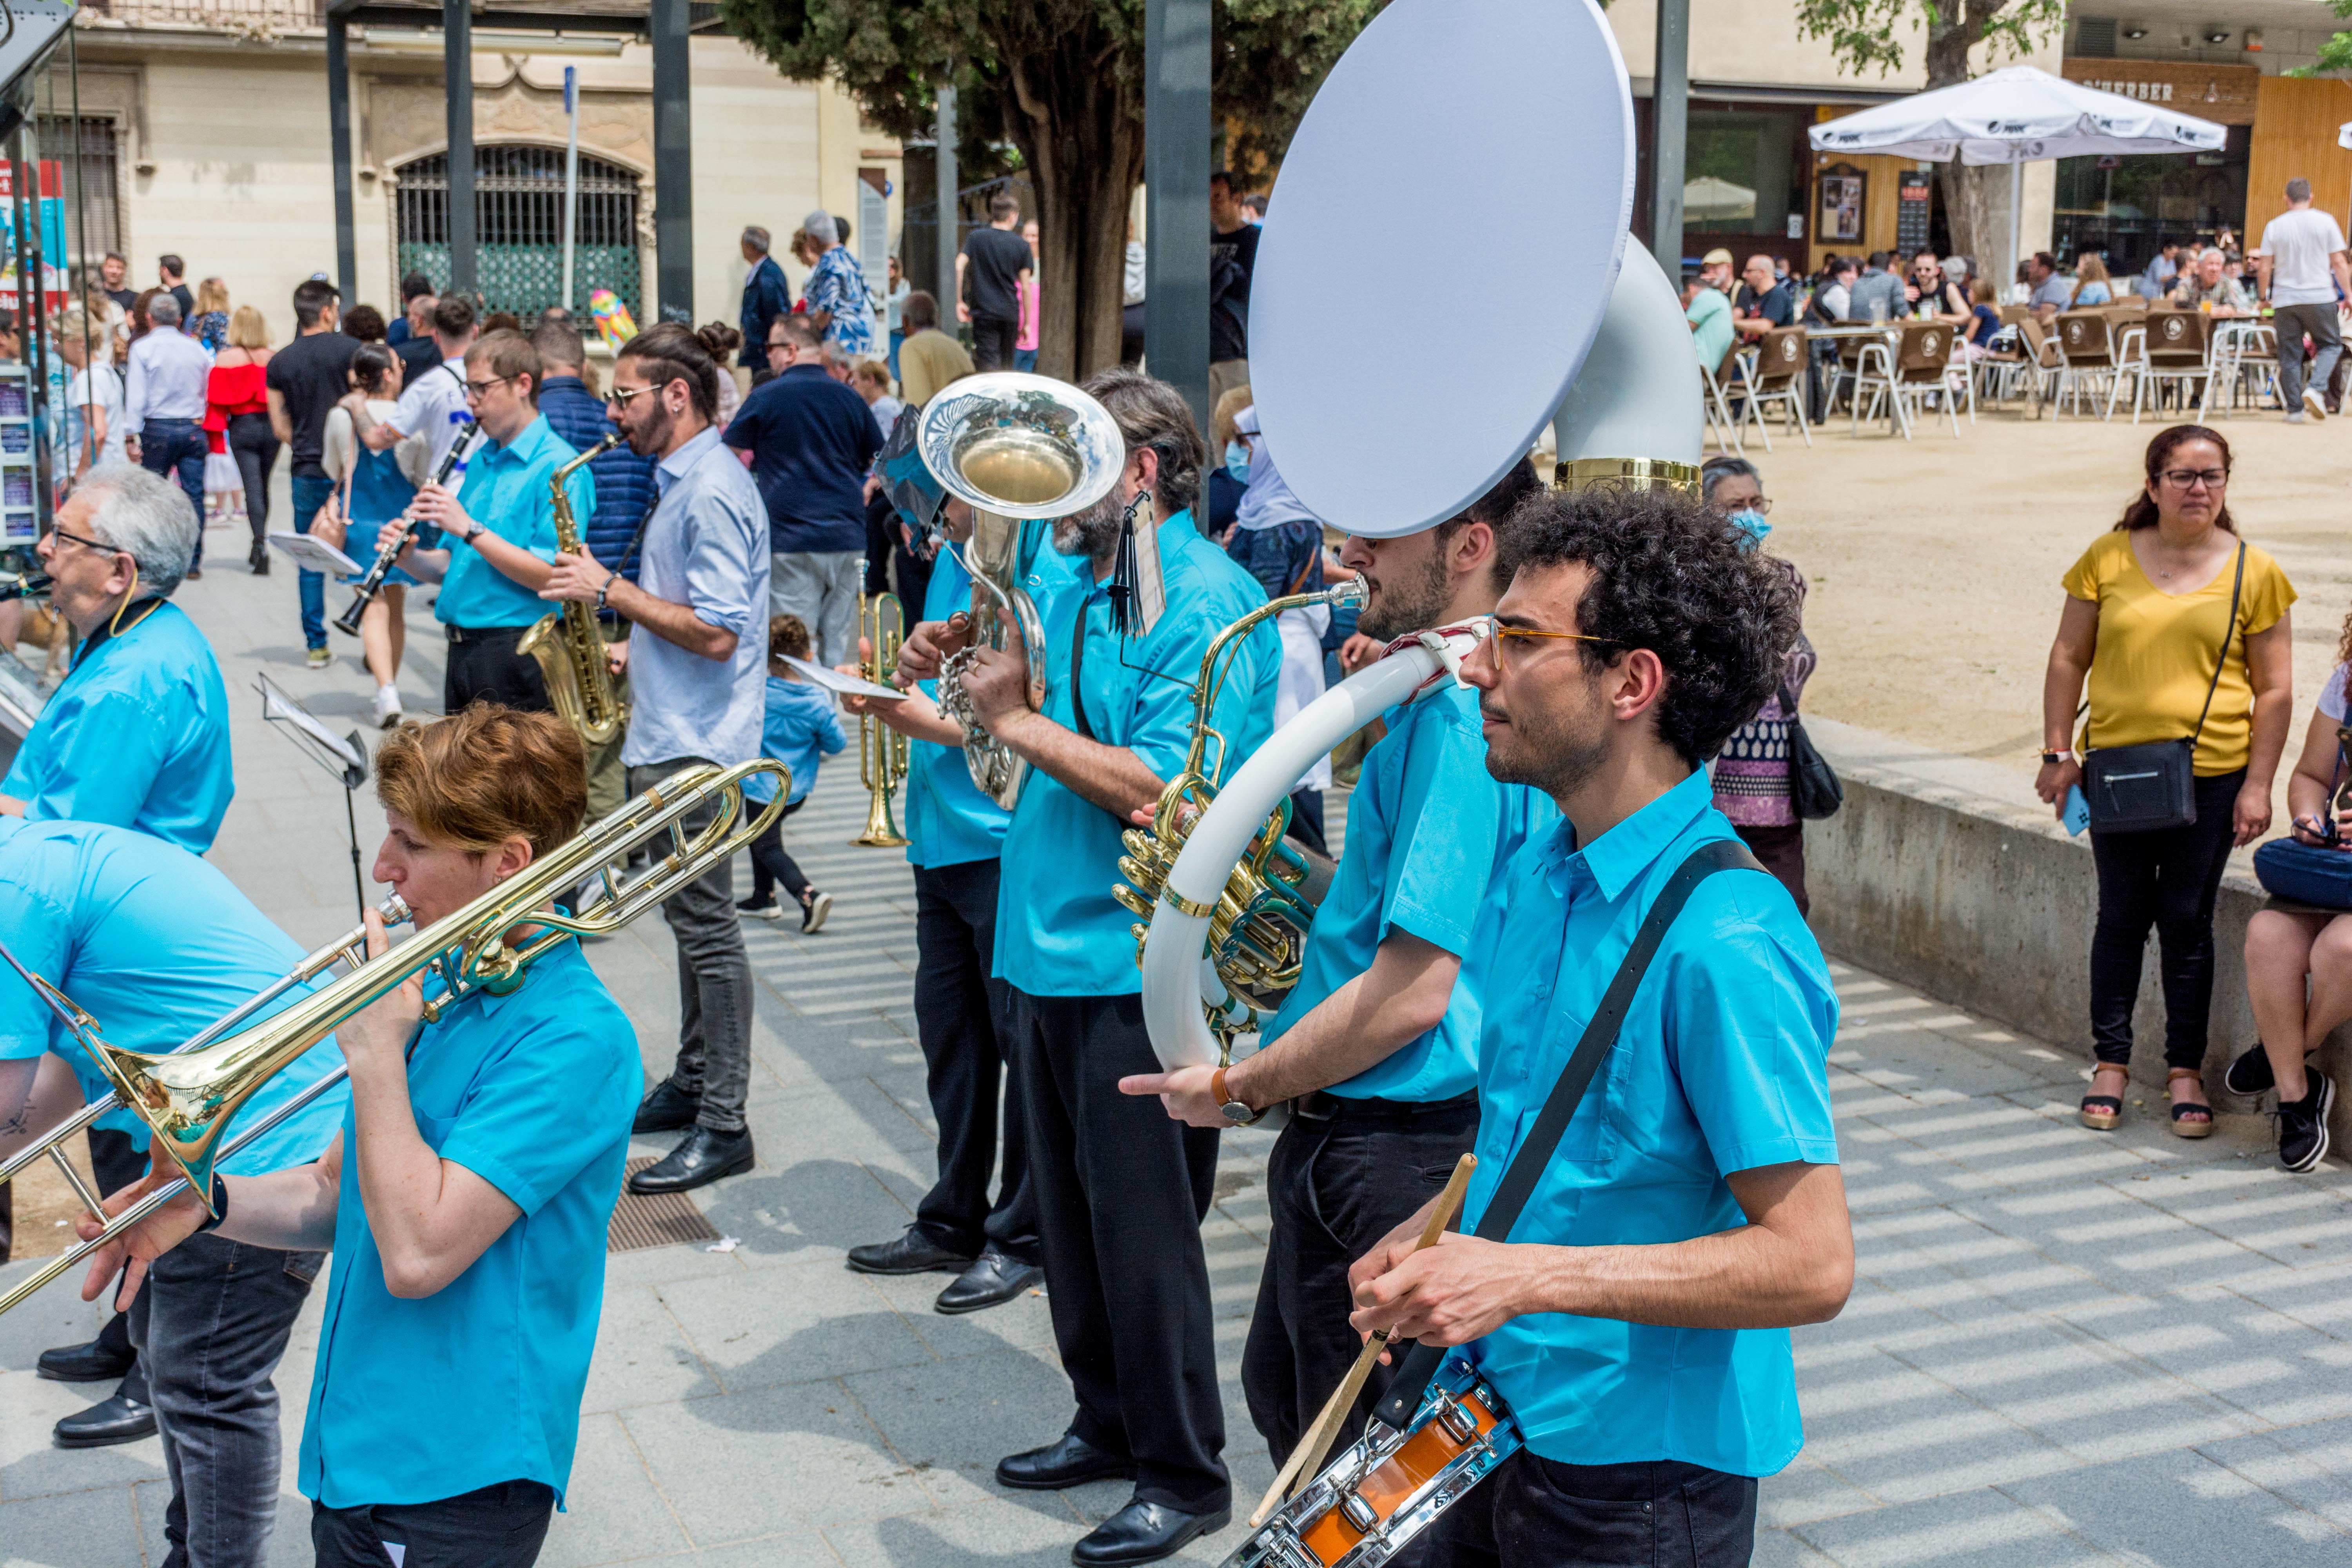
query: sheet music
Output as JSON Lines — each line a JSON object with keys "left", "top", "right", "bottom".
{"left": 267, "top": 531, "right": 363, "bottom": 577}
{"left": 777, "top": 655, "right": 907, "bottom": 701}
{"left": 259, "top": 681, "right": 364, "bottom": 771}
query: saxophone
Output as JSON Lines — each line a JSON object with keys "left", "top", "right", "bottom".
{"left": 519, "top": 433, "right": 629, "bottom": 746}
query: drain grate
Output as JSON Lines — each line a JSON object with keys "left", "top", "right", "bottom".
{"left": 606, "top": 1157, "right": 724, "bottom": 1254}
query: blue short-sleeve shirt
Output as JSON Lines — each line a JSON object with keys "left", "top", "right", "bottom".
{"left": 1263, "top": 684, "right": 1558, "bottom": 1102}
{"left": 0, "top": 601, "right": 232, "bottom": 853}
{"left": 994, "top": 509, "right": 1280, "bottom": 997}
{"left": 745, "top": 677, "right": 847, "bottom": 806}
{"left": 1451, "top": 768, "right": 1839, "bottom": 1478}
{"left": 298, "top": 936, "right": 639, "bottom": 1510}
{"left": 902, "top": 539, "right": 1078, "bottom": 869}
{"left": 434, "top": 415, "right": 592, "bottom": 629}
{"left": 0, "top": 817, "right": 347, "bottom": 1169}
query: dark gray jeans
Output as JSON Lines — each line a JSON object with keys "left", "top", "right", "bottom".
{"left": 2274, "top": 300, "right": 2344, "bottom": 410}
{"left": 629, "top": 757, "right": 755, "bottom": 1133}
{"left": 128, "top": 1230, "right": 325, "bottom": 1568}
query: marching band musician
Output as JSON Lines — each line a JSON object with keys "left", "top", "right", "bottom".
{"left": 1346, "top": 488, "right": 1852, "bottom": 1568}
{"left": 0, "top": 465, "right": 231, "bottom": 851}
{"left": 1121, "top": 457, "right": 1559, "bottom": 1469}
{"left": 834, "top": 433, "right": 1076, "bottom": 1315}
{"left": 897, "top": 368, "right": 1281, "bottom": 1566}
{"left": 393, "top": 329, "right": 594, "bottom": 714}
{"left": 541, "top": 323, "right": 771, "bottom": 1197}
{"left": 75, "top": 706, "right": 642, "bottom": 1568}
{"left": 0, "top": 816, "right": 350, "bottom": 1563}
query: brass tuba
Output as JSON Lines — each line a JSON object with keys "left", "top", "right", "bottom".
{"left": 520, "top": 433, "right": 630, "bottom": 746}
{"left": 0, "top": 758, "right": 787, "bottom": 1318}
{"left": 914, "top": 373, "right": 1125, "bottom": 809}
{"left": 852, "top": 564, "right": 911, "bottom": 847}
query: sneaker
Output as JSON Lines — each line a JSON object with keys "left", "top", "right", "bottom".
{"left": 2305, "top": 387, "right": 2329, "bottom": 421}
{"left": 2279, "top": 1071, "right": 2334, "bottom": 1173}
{"left": 183, "top": 566, "right": 202, "bottom": 580}
{"left": 736, "top": 897, "right": 784, "bottom": 921}
{"left": 372, "top": 685, "right": 403, "bottom": 730}
{"left": 306, "top": 646, "right": 333, "bottom": 670}
{"left": 801, "top": 889, "right": 834, "bottom": 934}
{"left": 2286, "top": 410, "right": 2308, "bottom": 425}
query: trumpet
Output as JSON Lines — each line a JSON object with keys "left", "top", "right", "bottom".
{"left": 334, "top": 417, "right": 486, "bottom": 637}
{"left": 519, "top": 432, "right": 629, "bottom": 746}
{"left": 852, "top": 562, "right": 910, "bottom": 848}
{"left": 0, "top": 757, "right": 787, "bottom": 1318}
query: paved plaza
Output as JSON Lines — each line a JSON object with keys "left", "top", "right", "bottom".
{"left": 4, "top": 553, "right": 2352, "bottom": 1566}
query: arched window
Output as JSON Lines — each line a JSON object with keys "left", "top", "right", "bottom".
{"left": 394, "top": 146, "right": 641, "bottom": 319}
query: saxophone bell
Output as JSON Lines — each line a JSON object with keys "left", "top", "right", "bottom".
{"left": 520, "top": 432, "right": 630, "bottom": 746}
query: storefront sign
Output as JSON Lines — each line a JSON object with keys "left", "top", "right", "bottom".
{"left": 1896, "top": 170, "right": 1931, "bottom": 254}
{"left": 2061, "top": 59, "right": 2258, "bottom": 126}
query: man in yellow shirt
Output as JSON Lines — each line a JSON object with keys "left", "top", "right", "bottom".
{"left": 896, "top": 291, "right": 975, "bottom": 408}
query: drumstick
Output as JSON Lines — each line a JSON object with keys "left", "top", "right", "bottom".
{"left": 1247, "top": 1152, "right": 1477, "bottom": 1528}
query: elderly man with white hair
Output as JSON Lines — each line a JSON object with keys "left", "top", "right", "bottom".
{"left": 0, "top": 463, "right": 233, "bottom": 853}
{"left": 2167, "top": 247, "right": 2253, "bottom": 319}
{"left": 123, "top": 290, "right": 216, "bottom": 575}
{"left": 799, "top": 207, "right": 877, "bottom": 357}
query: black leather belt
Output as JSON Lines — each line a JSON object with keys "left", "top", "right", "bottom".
{"left": 444, "top": 623, "right": 530, "bottom": 644}
{"left": 1292, "top": 1089, "right": 1478, "bottom": 1122}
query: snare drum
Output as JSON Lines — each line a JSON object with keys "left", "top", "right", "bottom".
{"left": 1228, "top": 1357, "right": 1522, "bottom": 1568}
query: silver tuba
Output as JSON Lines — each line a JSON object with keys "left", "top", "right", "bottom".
{"left": 915, "top": 372, "right": 1125, "bottom": 809}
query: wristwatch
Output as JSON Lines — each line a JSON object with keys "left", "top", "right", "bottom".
{"left": 2041, "top": 750, "right": 2069, "bottom": 766}
{"left": 1210, "top": 1066, "right": 1262, "bottom": 1127}
{"left": 462, "top": 519, "right": 487, "bottom": 544}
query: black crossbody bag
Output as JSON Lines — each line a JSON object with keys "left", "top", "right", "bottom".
{"left": 2081, "top": 542, "right": 2243, "bottom": 834}
{"left": 1371, "top": 837, "right": 1768, "bottom": 1431}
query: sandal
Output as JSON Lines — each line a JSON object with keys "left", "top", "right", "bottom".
{"left": 2080, "top": 1063, "right": 2128, "bottom": 1131}
{"left": 2167, "top": 1067, "right": 2214, "bottom": 1139}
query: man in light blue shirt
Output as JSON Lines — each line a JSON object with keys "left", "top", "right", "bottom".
{"left": 0, "top": 816, "right": 348, "bottom": 1561}
{"left": 1120, "top": 457, "right": 1558, "bottom": 1469}
{"left": 897, "top": 368, "right": 1279, "bottom": 1563}
{"left": 542, "top": 323, "right": 767, "bottom": 1198}
{"left": 0, "top": 464, "right": 232, "bottom": 851}
{"left": 1344, "top": 486, "right": 1851, "bottom": 1568}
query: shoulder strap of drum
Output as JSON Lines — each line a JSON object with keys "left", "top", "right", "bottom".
{"left": 1370, "top": 835, "right": 1766, "bottom": 1432}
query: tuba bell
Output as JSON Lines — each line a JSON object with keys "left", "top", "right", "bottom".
{"left": 913, "top": 372, "right": 1125, "bottom": 810}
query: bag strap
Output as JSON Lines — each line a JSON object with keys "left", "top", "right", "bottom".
{"left": 1067, "top": 594, "right": 1097, "bottom": 742}
{"left": 2187, "top": 541, "right": 2246, "bottom": 751}
{"left": 1370, "top": 835, "right": 1767, "bottom": 1431}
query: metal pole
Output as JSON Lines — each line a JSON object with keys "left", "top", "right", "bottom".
{"left": 650, "top": 0, "right": 692, "bottom": 323}
{"left": 562, "top": 65, "right": 578, "bottom": 313}
{"left": 443, "top": 0, "right": 474, "bottom": 299}
{"left": 935, "top": 79, "right": 956, "bottom": 332}
{"left": 1650, "top": 0, "right": 1690, "bottom": 272}
{"left": 328, "top": 8, "right": 356, "bottom": 303}
{"left": 2010, "top": 160, "right": 2025, "bottom": 297}
{"left": 1144, "top": 0, "right": 1211, "bottom": 432}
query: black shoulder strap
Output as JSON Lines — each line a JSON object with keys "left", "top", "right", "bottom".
{"left": 1067, "top": 595, "right": 1098, "bottom": 742}
{"left": 2187, "top": 541, "right": 2246, "bottom": 750}
{"left": 1372, "top": 835, "right": 1767, "bottom": 1431}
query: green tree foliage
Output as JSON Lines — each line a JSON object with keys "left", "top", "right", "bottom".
{"left": 2288, "top": 1, "right": 2352, "bottom": 77}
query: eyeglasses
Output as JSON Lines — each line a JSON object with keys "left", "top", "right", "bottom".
{"left": 1473, "top": 620, "right": 1623, "bottom": 664}
{"left": 2158, "top": 468, "right": 2229, "bottom": 490}
{"left": 766, "top": 338, "right": 793, "bottom": 353}
{"left": 606, "top": 384, "right": 651, "bottom": 407}
{"left": 1728, "top": 497, "right": 1773, "bottom": 515}
{"left": 462, "top": 375, "right": 514, "bottom": 399}
{"left": 46, "top": 524, "right": 118, "bottom": 556}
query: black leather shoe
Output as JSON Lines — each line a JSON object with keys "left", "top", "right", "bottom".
{"left": 1073, "top": 1499, "right": 1230, "bottom": 1565}
{"left": 626, "top": 1126, "right": 753, "bottom": 1194}
{"left": 38, "top": 1336, "right": 136, "bottom": 1383}
{"left": 935, "top": 1247, "right": 1044, "bottom": 1314}
{"left": 846, "top": 1225, "right": 975, "bottom": 1277}
{"left": 996, "top": 1430, "right": 1136, "bottom": 1492}
{"left": 248, "top": 542, "right": 270, "bottom": 575}
{"left": 53, "top": 1392, "right": 156, "bottom": 1449}
{"left": 631, "top": 1079, "right": 701, "bottom": 1134}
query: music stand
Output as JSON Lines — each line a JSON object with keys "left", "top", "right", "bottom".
{"left": 254, "top": 674, "right": 370, "bottom": 921}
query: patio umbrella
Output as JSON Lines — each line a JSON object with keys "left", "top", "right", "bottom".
{"left": 1682, "top": 174, "right": 1756, "bottom": 223}
{"left": 1809, "top": 65, "right": 2225, "bottom": 285}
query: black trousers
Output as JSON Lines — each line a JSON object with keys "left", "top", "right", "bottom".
{"left": 911, "top": 860, "right": 1037, "bottom": 1262}
{"left": 2088, "top": 768, "right": 2243, "bottom": 1070}
{"left": 1286, "top": 788, "right": 1329, "bottom": 858}
{"left": 746, "top": 799, "right": 811, "bottom": 905}
{"left": 444, "top": 625, "right": 550, "bottom": 715}
{"left": 312, "top": 1479, "right": 555, "bottom": 1567}
{"left": 971, "top": 314, "right": 1018, "bottom": 372}
{"left": 1430, "top": 1452, "right": 1758, "bottom": 1568}
{"left": 1007, "top": 987, "right": 1229, "bottom": 1512}
{"left": 227, "top": 410, "right": 281, "bottom": 546}
{"left": 1243, "top": 1094, "right": 1478, "bottom": 1465}
{"left": 87, "top": 1127, "right": 152, "bottom": 1406}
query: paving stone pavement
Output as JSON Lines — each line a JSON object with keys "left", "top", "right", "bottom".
{"left": 4, "top": 552, "right": 2352, "bottom": 1566}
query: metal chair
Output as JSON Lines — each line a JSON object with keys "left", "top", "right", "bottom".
{"left": 2122, "top": 309, "right": 2211, "bottom": 424}
{"left": 1701, "top": 340, "right": 1745, "bottom": 453}
{"left": 1852, "top": 321, "right": 1961, "bottom": 438}
{"left": 2051, "top": 310, "right": 2124, "bottom": 419}
{"left": 2201, "top": 320, "right": 2278, "bottom": 419}
{"left": 1733, "top": 326, "right": 1811, "bottom": 450}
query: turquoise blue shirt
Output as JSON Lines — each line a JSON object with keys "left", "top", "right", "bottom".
{"left": 1262, "top": 685, "right": 1557, "bottom": 1102}
{"left": 434, "top": 414, "right": 592, "bottom": 628}
{"left": 0, "top": 817, "right": 347, "bottom": 1168}
{"left": 902, "top": 537, "right": 1078, "bottom": 869}
{"left": 298, "top": 936, "right": 639, "bottom": 1509}
{"left": 995, "top": 508, "right": 1280, "bottom": 997}
{"left": 745, "top": 676, "right": 846, "bottom": 806}
{"left": 1451, "top": 768, "right": 1839, "bottom": 1477}
{"left": 0, "top": 601, "right": 232, "bottom": 853}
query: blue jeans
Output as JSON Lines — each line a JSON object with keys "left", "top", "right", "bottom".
{"left": 140, "top": 417, "right": 208, "bottom": 570}
{"left": 291, "top": 471, "right": 336, "bottom": 649}
{"left": 1014, "top": 347, "right": 1038, "bottom": 372}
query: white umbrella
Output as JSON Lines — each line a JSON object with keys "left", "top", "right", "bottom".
{"left": 2338, "top": 120, "right": 2352, "bottom": 149}
{"left": 1682, "top": 174, "right": 1755, "bottom": 223}
{"left": 1809, "top": 65, "right": 2226, "bottom": 285}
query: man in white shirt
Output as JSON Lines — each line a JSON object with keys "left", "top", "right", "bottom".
{"left": 2253, "top": 177, "right": 2352, "bottom": 423}
{"left": 123, "top": 292, "right": 217, "bottom": 575}
{"left": 354, "top": 294, "right": 477, "bottom": 470}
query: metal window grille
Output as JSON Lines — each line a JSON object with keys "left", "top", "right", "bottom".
{"left": 394, "top": 145, "right": 641, "bottom": 319}
{"left": 36, "top": 116, "right": 120, "bottom": 265}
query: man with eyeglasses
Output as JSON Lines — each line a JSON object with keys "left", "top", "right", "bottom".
{"left": 392, "top": 328, "right": 593, "bottom": 714}
{"left": 1346, "top": 485, "right": 1849, "bottom": 1568}
{"left": 1119, "top": 458, "right": 1561, "bottom": 1477}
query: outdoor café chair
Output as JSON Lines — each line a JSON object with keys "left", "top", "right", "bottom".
{"left": 1734, "top": 325, "right": 1812, "bottom": 451}
{"left": 2123, "top": 309, "right": 2211, "bottom": 424}
{"left": 1852, "top": 321, "right": 1961, "bottom": 439}
{"left": 2051, "top": 309, "right": 2123, "bottom": 420}
{"left": 1702, "top": 340, "right": 1746, "bottom": 454}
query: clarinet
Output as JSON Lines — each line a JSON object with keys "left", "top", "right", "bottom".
{"left": 0, "top": 570, "right": 50, "bottom": 604}
{"left": 332, "top": 414, "right": 483, "bottom": 637}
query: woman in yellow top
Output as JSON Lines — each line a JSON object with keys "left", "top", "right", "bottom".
{"left": 2036, "top": 425, "right": 2295, "bottom": 1135}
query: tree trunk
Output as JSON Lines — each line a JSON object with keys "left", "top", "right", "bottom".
{"left": 1002, "top": 41, "right": 1145, "bottom": 383}
{"left": 1924, "top": 2, "right": 2010, "bottom": 282}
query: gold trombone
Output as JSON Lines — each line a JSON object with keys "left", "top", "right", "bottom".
{"left": 852, "top": 560, "right": 910, "bottom": 848}
{"left": 0, "top": 758, "right": 787, "bottom": 1318}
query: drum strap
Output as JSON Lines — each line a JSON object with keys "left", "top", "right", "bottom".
{"left": 1370, "top": 835, "right": 1767, "bottom": 1431}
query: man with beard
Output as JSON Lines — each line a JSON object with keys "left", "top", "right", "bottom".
{"left": 897, "top": 367, "right": 1280, "bottom": 1565}
{"left": 540, "top": 323, "right": 770, "bottom": 1196}
{"left": 1118, "top": 457, "right": 1557, "bottom": 1475}
{"left": 1346, "top": 486, "right": 1852, "bottom": 1568}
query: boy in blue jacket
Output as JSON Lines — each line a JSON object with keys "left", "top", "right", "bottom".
{"left": 738, "top": 614, "right": 848, "bottom": 931}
